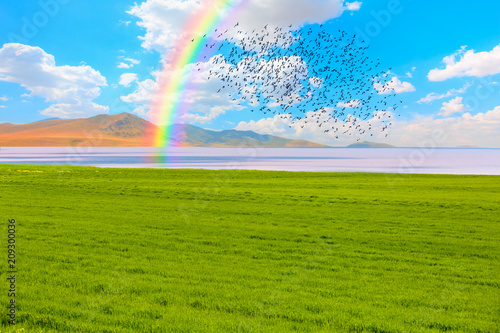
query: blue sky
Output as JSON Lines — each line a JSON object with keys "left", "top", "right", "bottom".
{"left": 0, "top": 0, "right": 499, "bottom": 146}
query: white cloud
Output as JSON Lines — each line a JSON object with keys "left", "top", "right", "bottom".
{"left": 309, "top": 77, "right": 323, "bottom": 88}
{"left": 0, "top": 95, "right": 8, "bottom": 101}
{"left": 346, "top": 1, "right": 362, "bottom": 11}
{"left": 117, "top": 57, "right": 141, "bottom": 69}
{"left": 124, "top": 57, "right": 140, "bottom": 65}
{"left": 417, "top": 83, "right": 471, "bottom": 104}
{"left": 406, "top": 72, "right": 413, "bottom": 78}
{"left": 117, "top": 62, "right": 131, "bottom": 69}
{"left": 337, "top": 100, "right": 362, "bottom": 108}
{"left": 128, "top": 105, "right": 148, "bottom": 116}
{"left": 121, "top": 77, "right": 157, "bottom": 105}
{"left": 128, "top": 0, "right": 349, "bottom": 54}
{"left": 124, "top": 0, "right": 364, "bottom": 122}
{"left": 390, "top": 106, "right": 500, "bottom": 147}
{"left": 235, "top": 106, "right": 500, "bottom": 147}
{"left": 119, "top": 73, "right": 138, "bottom": 87}
{"left": 439, "top": 97, "right": 467, "bottom": 117}
{"left": 236, "top": 109, "right": 394, "bottom": 146}
{"left": 374, "top": 76, "right": 415, "bottom": 94}
{"left": 181, "top": 105, "right": 232, "bottom": 124}
{"left": 231, "top": 55, "right": 310, "bottom": 107}
{"left": 122, "top": 56, "right": 245, "bottom": 122}
{"left": 0, "top": 43, "right": 108, "bottom": 118}
{"left": 428, "top": 44, "right": 500, "bottom": 81}
{"left": 0, "top": 105, "right": 6, "bottom": 108}
{"left": 40, "top": 103, "right": 108, "bottom": 119}
{"left": 235, "top": 114, "right": 293, "bottom": 137}
{"left": 123, "top": 53, "right": 312, "bottom": 124}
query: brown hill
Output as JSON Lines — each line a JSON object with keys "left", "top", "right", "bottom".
{"left": 0, "top": 113, "right": 160, "bottom": 147}
{"left": 0, "top": 113, "right": 327, "bottom": 147}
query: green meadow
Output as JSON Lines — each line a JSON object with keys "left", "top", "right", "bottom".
{"left": 0, "top": 165, "right": 499, "bottom": 332}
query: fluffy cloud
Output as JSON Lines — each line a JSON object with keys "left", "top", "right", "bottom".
{"left": 124, "top": 57, "right": 140, "bottom": 65}
{"left": 123, "top": 52, "right": 313, "bottom": 124}
{"left": 117, "top": 57, "right": 141, "bottom": 69}
{"left": 439, "top": 97, "right": 467, "bottom": 117}
{"left": 124, "top": 0, "right": 365, "bottom": 122}
{"left": 120, "top": 77, "right": 158, "bottom": 115}
{"left": 117, "top": 62, "right": 131, "bottom": 69}
{"left": 337, "top": 100, "right": 362, "bottom": 108}
{"left": 428, "top": 44, "right": 500, "bottom": 81}
{"left": 236, "top": 109, "right": 394, "bottom": 146}
{"left": 0, "top": 43, "right": 108, "bottom": 118}
{"left": 374, "top": 76, "right": 415, "bottom": 94}
{"left": 0, "top": 95, "right": 8, "bottom": 101}
{"left": 235, "top": 106, "right": 500, "bottom": 147}
{"left": 119, "top": 73, "right": 138, "bottom": 87}
{"left": 128, "top": 0, "right": 353, "bottom": 54}
{"left": 181, "top": 105, "right": 233, "bottom": 124}
{"left": 346, "top": 1, "right": 362, "bottom": 11}
{"left": 417, "top": 83, "right": 470, "bottom": 104}
{"left": 120, "top": 59, "right": 240, "bottom": 122}
{"left": 390, "top": 106, "right": 500, "bottom": 147}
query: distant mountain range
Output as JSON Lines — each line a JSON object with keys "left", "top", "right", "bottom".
{"left": 0, "top": 113, "right": 326, "bottom": 147}
{"left": 171, "top": 124, "right": 326, "bottom": 147}
{"left": 0, "top": 113, "right": 399, "bottom": 148}
{"left": 346, "top": 141, "right": 394, "bottom": 148}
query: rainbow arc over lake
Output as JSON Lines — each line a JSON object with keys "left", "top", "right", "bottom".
{"left": 145, "top": 0, "right": 249, "bottom": 148}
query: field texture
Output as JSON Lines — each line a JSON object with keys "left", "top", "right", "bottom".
{"left": 0, "top": 165, "right": 499, "bottom": 332}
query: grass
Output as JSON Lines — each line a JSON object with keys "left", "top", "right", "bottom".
{"left": 0, "top": 164, "right": 499, "bottom": 332}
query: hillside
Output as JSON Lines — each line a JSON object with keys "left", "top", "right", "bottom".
{"left": 0, "top": 113, "right": 160, "bottom": 147}
{"left": 170, "top": 124, "right": 326, "bottom": 147}
{"left": 347, "top": 141, "right": 394, "bottom": 148}
{"left": 0, "top": 113, "right": 326, "bottom": 147}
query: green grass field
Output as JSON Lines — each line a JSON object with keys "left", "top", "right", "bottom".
{"left": 0, "top": 165, "right": 499, "bottom": 332}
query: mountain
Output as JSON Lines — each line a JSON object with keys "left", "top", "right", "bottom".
{"left": 33, "top": 117, "right": 61, "bottom": 123}
{"left": 0, "top": 113, "right": 326, "bottom": 147}
{"left": 346, "top": 141, "right": 394, "bottom": 148}
{"left": 0, "top": 113, "right": 158, "bottom": 147}
{"left": 170, "top": 124, "right": 326, "bottom": 147}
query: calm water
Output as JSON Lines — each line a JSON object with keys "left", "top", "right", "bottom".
{"left": 0, "top": 147, "right": 499, "bottom": 175}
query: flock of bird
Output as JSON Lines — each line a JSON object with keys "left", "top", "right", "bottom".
{"left": 191, "top": 23, "right": 402, "bottom": 139}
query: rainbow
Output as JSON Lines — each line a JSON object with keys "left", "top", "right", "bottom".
{"left": 146, "top": 0, "right": 249, "bottom": 148}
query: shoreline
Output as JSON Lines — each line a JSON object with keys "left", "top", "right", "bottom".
{"left": 1, "top": 164, "right": 499, "bottom": 176}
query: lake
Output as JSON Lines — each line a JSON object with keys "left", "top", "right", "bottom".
{"left": 0, "top": 147, "right": 499, "bottom": 175}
